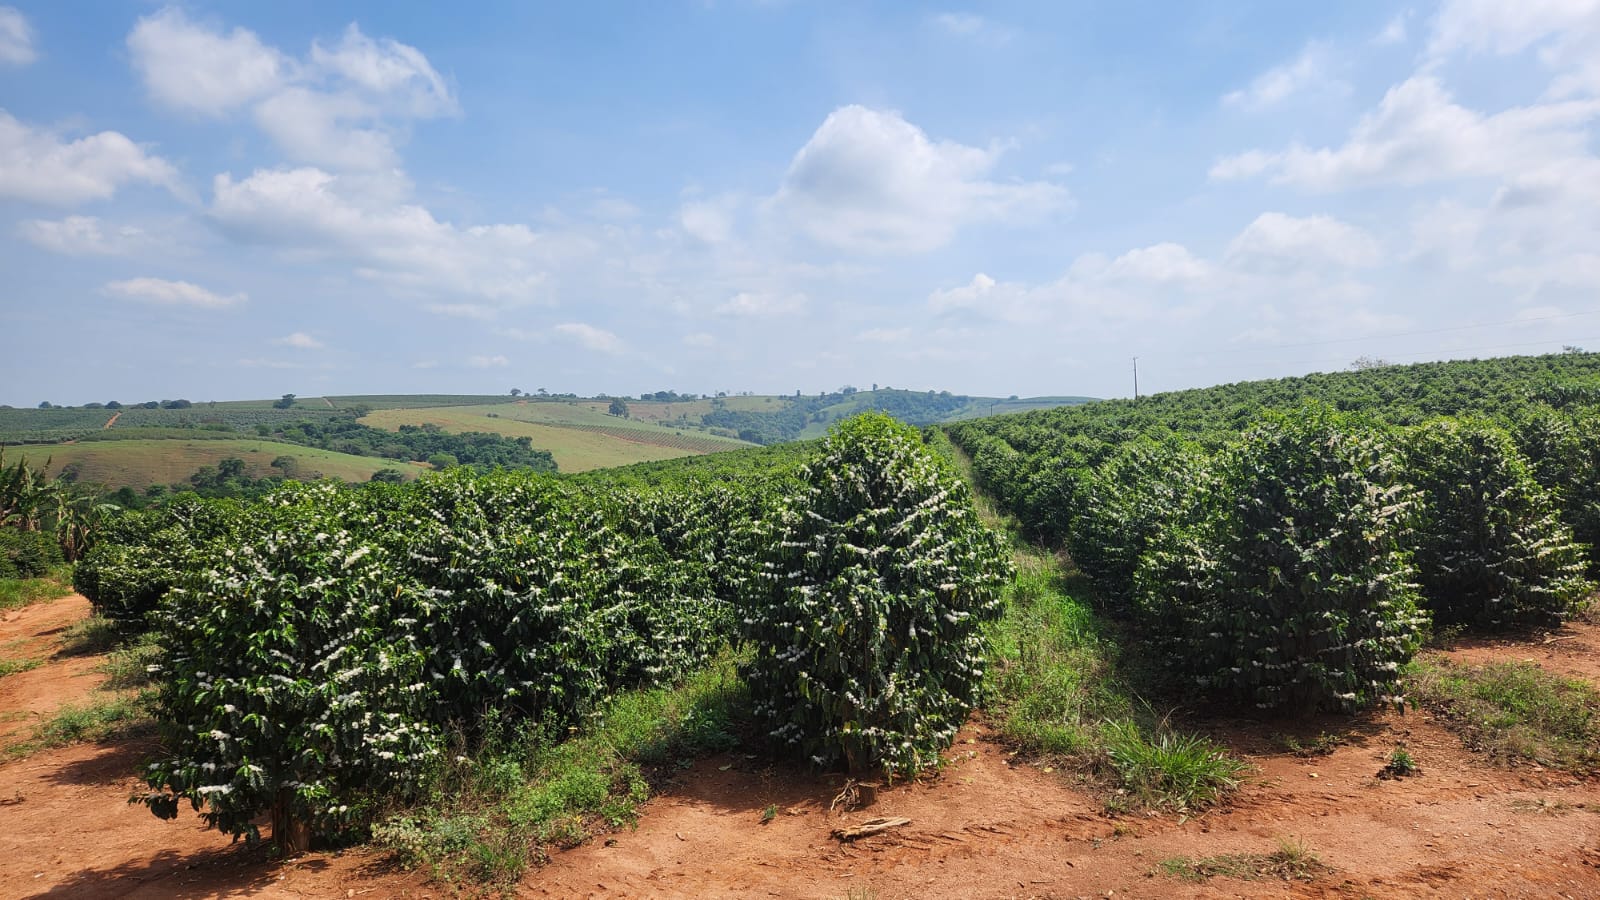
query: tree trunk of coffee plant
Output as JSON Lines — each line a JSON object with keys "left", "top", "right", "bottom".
{"left": 271, "top": 790, "right": 312, "bottom": 855}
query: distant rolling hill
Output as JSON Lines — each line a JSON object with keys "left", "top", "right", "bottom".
{"left": 0, "top": 389, "right": 1096, "bottom": 486}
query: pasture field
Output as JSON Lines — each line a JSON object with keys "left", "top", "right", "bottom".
{"left": 9, "top": 440, "right": 412, "bottom": 488}
{"left": 360, "top": 402, "right": 753, "bottom": 471}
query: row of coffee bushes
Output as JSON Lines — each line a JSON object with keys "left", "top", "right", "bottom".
{"left": 952, "top": 405, "right": 1595, "bottom": 714}
{"left": 78, "top": 414, "right": 1010, "bottom": 844}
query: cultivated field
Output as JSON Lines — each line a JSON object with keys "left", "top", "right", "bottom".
{"left": 359, "top": 402, "right": 752, "bottom": 471}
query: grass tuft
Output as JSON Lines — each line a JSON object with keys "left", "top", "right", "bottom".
{"left": 1377, "top": 745, "right": 1420, "bottom": 779}
{"left": 1157, "top": 837, "right": 1329, "bottom": 883}
{"left": 0, "top": 655, "right": 43, "bottom": 678}
{"left": 4, "top": 693, "right": 155, "bottom": 760}
{"left": 1102, "top": 719, "right": 1248, "bottom": 811}
{"left": 98, "top": 632, "right": 161, "bottom": 690}
{"left": 1410, "top": 658, "right": 1600, "bottom": 772}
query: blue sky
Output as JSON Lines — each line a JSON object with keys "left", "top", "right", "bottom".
{"left": 3, "top": 1, "right": 1599, "bottom": 405}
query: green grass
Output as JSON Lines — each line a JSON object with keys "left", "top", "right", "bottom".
{"left": 984, "top": 548, "right": 1247, "bottom": 812}
{"left": 99, "top": 632, "right": 161, "bottom": 690}
{"left": 58, "top": 616, "right": 127, "bottom": 656}
{"left": 1102, "top": 719, "right": 1249, "bottom": 811}
{"left": 0, "top": 570, "right": 73, "bottom": 611}
{"left": 4, "top": 693, "right": 155, "bottom": 760}
{"left": 11, "top": 439, "right": 412, "bottom": 489}
{"left": 373, "top": 655, "right": 747, "bottom": 888}
{"left": 985, "top": 558, "right": 1129, "bottom": 755}
{"left": 1378, "top": 745, "right": 1420, "bottom": 779}
{"left": 1157, "top": 838, "right": 1328, "bottom": 883}
{"left": 0, "top": 655, "right": 42, "bottom": 678}
{"left": 1410, "top": 658, "right": 1600, "bottom": 772}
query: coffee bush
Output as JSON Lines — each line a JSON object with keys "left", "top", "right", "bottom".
{"left": 742, "top": 414, "right": 1011, "bottom": 776}
{"left": 1402, "top": 417, "right": 1592, "bottom": 628}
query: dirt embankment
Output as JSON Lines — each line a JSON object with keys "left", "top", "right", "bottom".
{"left": 1, "top": 596, "right": 1597, "bottom": 899}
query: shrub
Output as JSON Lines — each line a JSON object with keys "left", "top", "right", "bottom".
{"left": 385, "top": 472, "right": 731, "bottom": 735}
{"left": 1512, "top": 405, "right": 1600, "bottom": 576}
{"left": 742, "top": 413, "right": 1011, "bottom": 776}
{"left": 140, "top": 484, "right": 440, "bottom": 845}
{"left": 1401, "top": 418, "right": 1592, "bottom": 628}
{"left": 74, "top": 499, "right": 241, "bottom": 622}
{"left": 0, "top": 527, "right": 62, "bottom": 579}
{"left": 1067, "top": 437, "right": 1205, "bottom": 604}
{"left": 73, "top": 543, "right": 169, "bottom": 622}
{"left": 1134, "top": 407, "right": 1427, "bottom": 713}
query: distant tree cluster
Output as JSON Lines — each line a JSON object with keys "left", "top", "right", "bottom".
{"left": 260, "top": 416, "right": 556, "bottom": 472}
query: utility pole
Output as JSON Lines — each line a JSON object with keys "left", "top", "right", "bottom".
{"left": 1132, "top": 356, "right": 1140, "bottom": 401}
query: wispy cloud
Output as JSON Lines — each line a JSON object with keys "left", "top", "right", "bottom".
{"left": 274, "top": 331, "right": 325, "bottom": 349}
{"left": 0, "top": 5, "right": 37, "bottom": 66}
{"left": 103, "top": 277, "right": 244, "bottom": 308}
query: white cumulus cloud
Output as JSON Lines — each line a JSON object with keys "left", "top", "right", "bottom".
{"left": 1428, "top": 0, "right": 1600, "bottom": 97}
{"left": 1210, "top": 76, "right": 1600, "bottom": 189}
{"left": 1225, "top": 213, "right": 1381, "bottom": 270}
{"left": 773, "top": 105, "right": 1066, "bottom": 254}
{"left": 210, "top": 166, "right": 569, "bottom": 305}
{"left": 127, "top": 9, "right": 455, "bottom": 170}
{"left": 1223, "top": 43, "right": 1345, "bottom": 110}
{"left": 127, "top": 7, "right": 287, "bottom": 116}
{"left": 0, "top": 110, "right": 180, "bottom": 206}
{"left": 103, "top": 277, "right": 244, "bottom": 308}
{"left": 716, "top": 290, "right": 808, "bottom": 317}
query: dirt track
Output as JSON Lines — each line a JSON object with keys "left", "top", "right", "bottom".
{"left": 2, "top": 595, "right": 1597, "bottom": 899}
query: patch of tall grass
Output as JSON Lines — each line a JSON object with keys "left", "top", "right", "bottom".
{"left": 985, "top": 546, "right": 1247, "bottom": 811}
{"left": 1410, "top": 658, "right": 1599, "bottom": 772}
{"left": 0, "top": 569, "right": 73, "bottom": 612}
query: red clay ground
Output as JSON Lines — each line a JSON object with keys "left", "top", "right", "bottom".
{"left": 2, "top": 595, "right": 1597, "bottom": 899}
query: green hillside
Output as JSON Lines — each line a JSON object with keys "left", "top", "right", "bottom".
{"left": 10, "top": 440, "right": 416, "bottom": 489}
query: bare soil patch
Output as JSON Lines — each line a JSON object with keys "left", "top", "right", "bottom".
{"left": 0, "top": 594, "right": 104, "bottom": 750}
{"left": 2, "top": 594, "right": 1598, "bottom": 898}
{"left": 1439, "top": 618, "right": 1600, "bottom": 685}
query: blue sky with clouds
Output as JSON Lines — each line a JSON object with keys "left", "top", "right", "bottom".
{"left": 3, "top": 1, "right": 1599, "bottom": 406}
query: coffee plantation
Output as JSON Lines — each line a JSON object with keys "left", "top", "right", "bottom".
{"left": 951, "top": 353, "right": 1600, "bottom": 712}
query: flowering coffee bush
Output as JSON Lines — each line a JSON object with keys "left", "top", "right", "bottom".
{"left": 1134, "top": 408, "right": 1427, "bottom": 713}
{"left": 742, "top": 414, "right": 1011, "bottom": 776}
{"left": 141, "top": 483, "right": 439, "bottom": 841}
{"left": 1401, "top": 417, "right": 1592, "bottom": 628}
